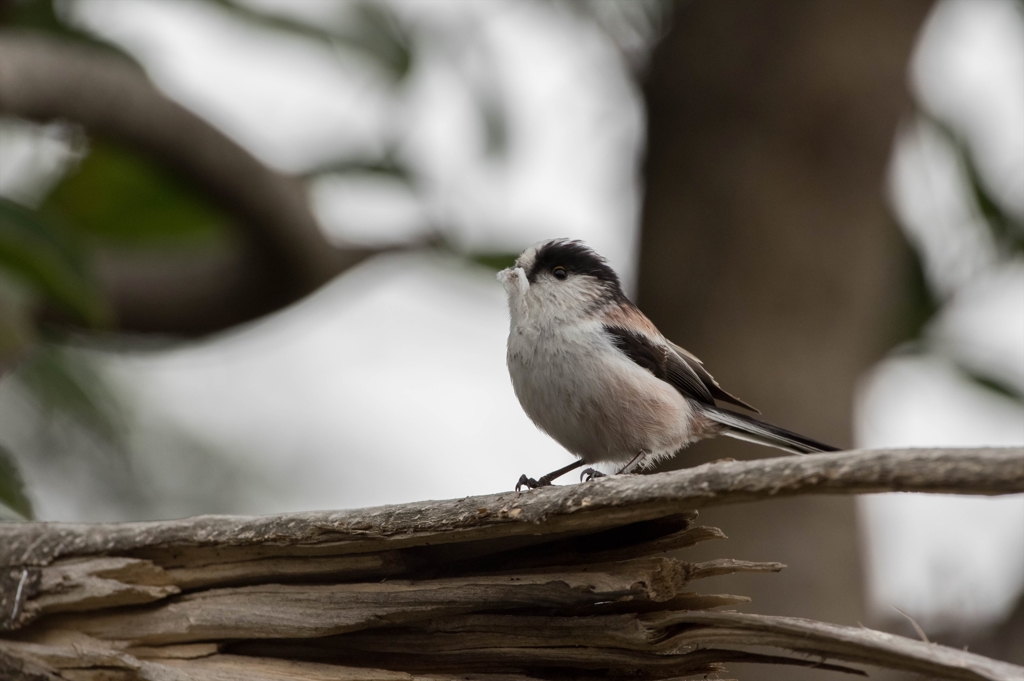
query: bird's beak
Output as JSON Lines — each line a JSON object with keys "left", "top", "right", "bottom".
{"left": 497, "top": 266, "right": 529, "bottom": 297}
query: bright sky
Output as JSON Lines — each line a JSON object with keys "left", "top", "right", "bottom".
{"left": 0, "top": 0, "right": 1020, "bottom": 630}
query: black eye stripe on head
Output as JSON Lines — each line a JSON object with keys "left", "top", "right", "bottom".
{"left": 526, "top": 239, "right": 621, "bottom": 288}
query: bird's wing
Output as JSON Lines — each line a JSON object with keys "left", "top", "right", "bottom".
{"left": 665, "top": 341, "right": 760, "bottom": 413}
{"left": 603, "top": 325, "right": 716, "bottom": 406}
{"left": 602, "top": 324, "right": 759, "bottom": 413}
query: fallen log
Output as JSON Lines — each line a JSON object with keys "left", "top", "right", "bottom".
{"left": 1, "top": 447, "right": 1022, "bottom": 680}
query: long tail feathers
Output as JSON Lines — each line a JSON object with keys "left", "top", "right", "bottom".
{"left": 702, "top": 407, "right": 839, "bottom": 455}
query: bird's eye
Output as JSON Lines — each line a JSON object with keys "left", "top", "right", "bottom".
{"left": 552, "top": 266, "right": 568, "bottom": 280}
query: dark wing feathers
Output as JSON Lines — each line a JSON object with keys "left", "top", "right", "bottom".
{"left": 603, "top": 326, "right": 663, "bottom": 377}
{"left": 603, "top": 326, "right": 716, "bottom": 406}
{"left": 667, "top": 341, "right": 760, "bottom": 413}
{"left": 604, "top": 326, "right": 758, "bottom": 412}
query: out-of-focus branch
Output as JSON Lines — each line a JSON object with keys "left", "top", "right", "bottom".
{"left": 0, "top": 31, "right": 380, "bottom": 335}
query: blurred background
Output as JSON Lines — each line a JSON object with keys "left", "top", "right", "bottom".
{"left": 0, "top": 0, "right": 1021, "bottom": 674}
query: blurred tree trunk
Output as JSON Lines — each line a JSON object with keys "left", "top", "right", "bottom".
{"left": 637, "top": 0, "right": 933, "bottom": 671}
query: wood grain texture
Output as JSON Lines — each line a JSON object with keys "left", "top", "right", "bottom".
{"left": 2, "top": 448, "right": 1022, "bottom": 680}
{"left": 3, "top": 448, "right": 1019, "bottom": 570}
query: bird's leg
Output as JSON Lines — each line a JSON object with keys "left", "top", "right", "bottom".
{"left": 581, "top": 451, "right": 648, "bottom": 483}
{"left": 516, "top": 459, "right": 586, "bottom": 491}
{"left": 616, "top": 451, "right": 647, "bottom": 475}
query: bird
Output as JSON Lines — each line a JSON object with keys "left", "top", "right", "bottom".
{"left": 498, "top": 238, "right": 838, "bottom": 491}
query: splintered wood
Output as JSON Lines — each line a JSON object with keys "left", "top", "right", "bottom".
{"left": 2, "top": 448, "right": 1023, "bottom": 681}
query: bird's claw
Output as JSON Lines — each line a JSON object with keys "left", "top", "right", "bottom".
{"left": 580, "top": 467, "right": 606, "bottom": 482}
{"left": 515, "top": 474, "right": 549, "bottom": 492}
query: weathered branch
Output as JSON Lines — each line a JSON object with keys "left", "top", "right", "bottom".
{"left": 3, "top": 447, "right": 1018, "bottom": 569}
{"left": 0, "top": 30, "right": 381, "bottom": 335}
{"left": 1, "top": 447, "right": 1021, "bottom": 680}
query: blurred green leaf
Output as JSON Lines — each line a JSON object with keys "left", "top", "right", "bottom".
{"left": 211, "top": 0, "right": 412, "bottom": 81}
{"left": 896, "top": 110, "right": 1024, "bottom": 406}
{"left": 14, "top": 344, "right": 127, "bottom": 453}
{"left": 43, "top": 140, "right": 231, "bottom": 247}
{"left": 471, "top": 253, "right": 519, "bottom": 271}
{"left": 899, "top": 237, "right": 941, "bottom": 344}
{"left": 0, "top": 443, "right": 34, "bottom": 520}
{"left": 0, "top": 281, "right": 36, "bottom": 369}
{"left": 302, "top": 156, "right": 413, "bottom": 182}
{"left": 346, "top": 2, "right": 412, "bottom": 81}
{"left": 956, "top": 364, "right": 1024, "bottom": 404}
{"left": 923, "top": 112, "right": 1024, "bottom": 256}
{"left": 0, "top": 197, "right": 111, "bottom": 326}
{"left": 964, "top": 157, "right": 1024, "bottom": 255}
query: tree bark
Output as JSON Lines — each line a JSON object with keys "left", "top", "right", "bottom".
{"left": 1, "top": 448, "right": 1021, "bottom": 680}
{"left": 3, "top": 447, "right": 1019, "bottom": 574}
{"left": 636, "top": 0, "right": 934, "bottom": 654}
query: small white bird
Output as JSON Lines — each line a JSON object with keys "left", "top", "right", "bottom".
{"left": 499, "top": 238, "right": 837, "bottom": 491}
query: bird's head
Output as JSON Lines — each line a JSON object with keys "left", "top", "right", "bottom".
{"left": 498, "top": 239, "right": 623, "bottom": 325}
